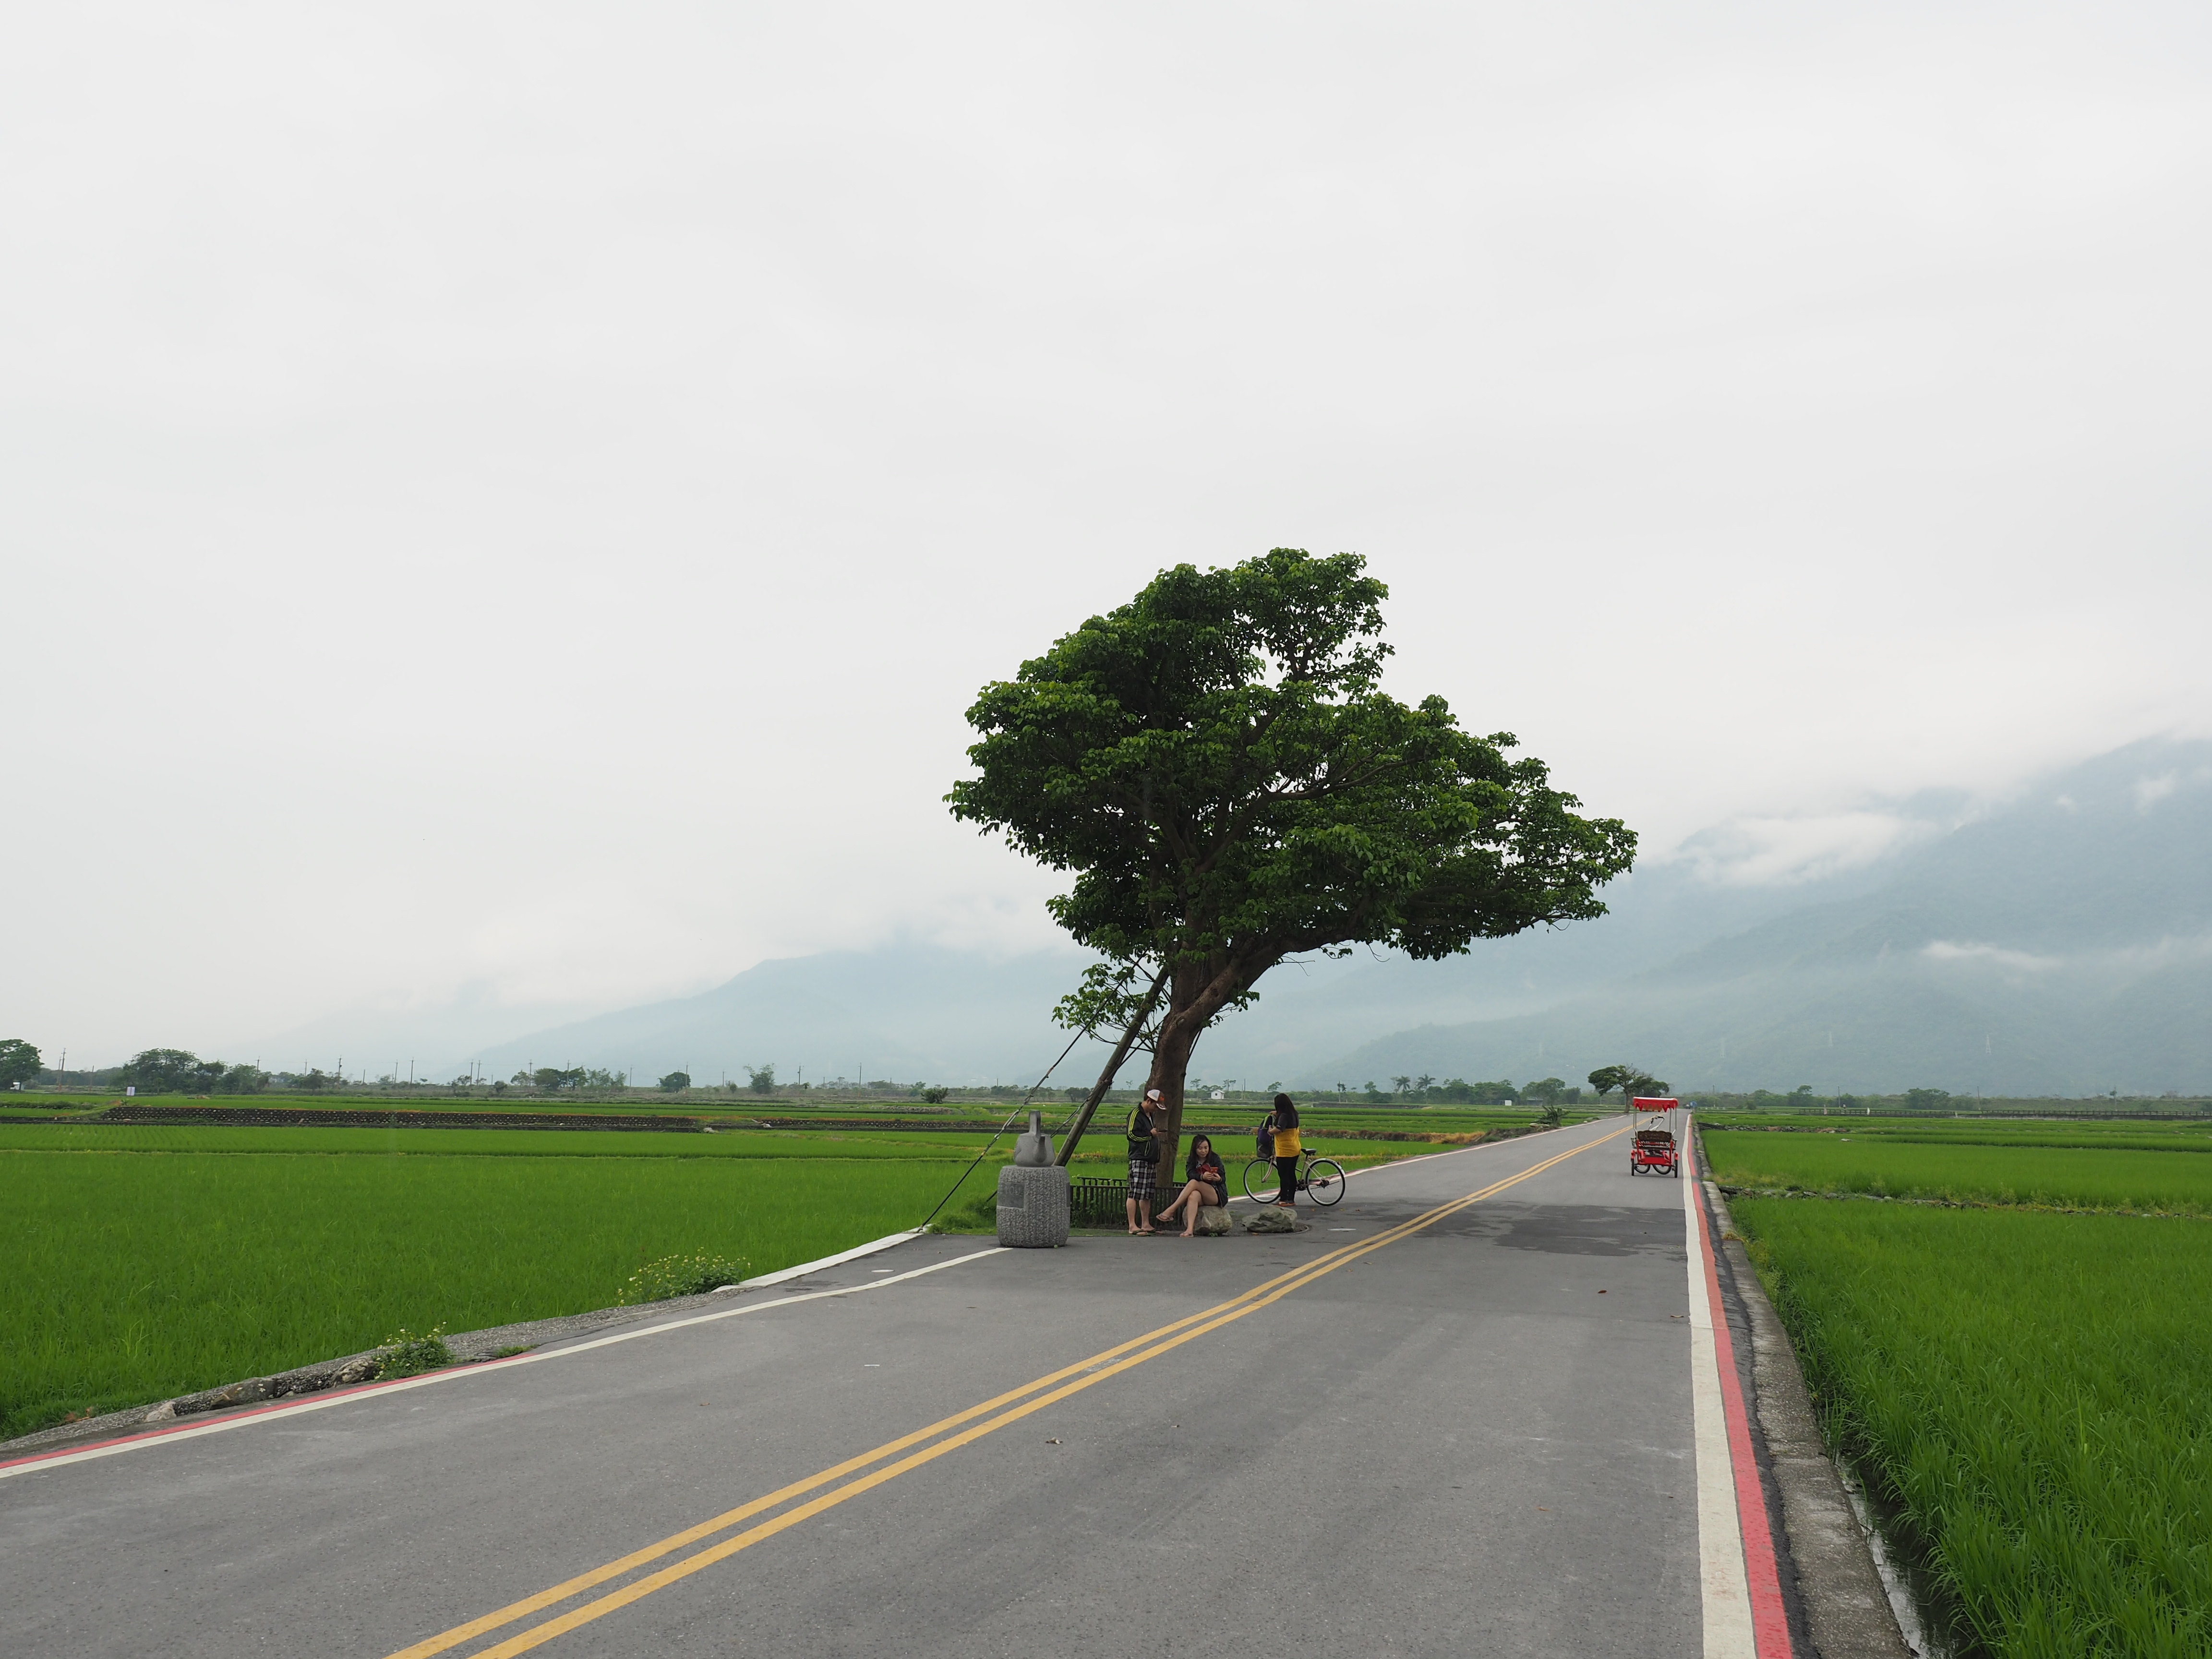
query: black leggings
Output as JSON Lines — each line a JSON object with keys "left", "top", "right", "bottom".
{"left": 1275, "top": 1155, "right": 1300, "bottom": 1204}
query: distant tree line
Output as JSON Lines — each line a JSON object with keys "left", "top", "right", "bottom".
{"left": 108, "top": 1049, "right": 273, "bottom": 1095}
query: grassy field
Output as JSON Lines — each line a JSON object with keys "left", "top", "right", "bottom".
{"left": 1714, "top": 1121, "right": 2212, "bottom": 1656}
{"left": 1706, "top": 1112, "right": 2212, "bottom": 1153}
{"left": 0, "top": 1123, "right": 1009, "bottom": 1160}
{"left": 0, "top": 1142, "right": 981, "bottom": 1441}
{"left": 1704, "top": 1130, "right": 2212, "bottom": 1214}
{"left": 0, "top": 1106, "right": 1472, "bottom": 1443}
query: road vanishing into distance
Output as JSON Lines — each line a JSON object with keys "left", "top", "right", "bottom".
{"left": 2, "top": 1117, "right": 1779, "bottom": 1658}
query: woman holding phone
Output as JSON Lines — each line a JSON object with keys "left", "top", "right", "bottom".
{"left": 1155, "top": 1134, "right": 1228, "bottom": 1236}
{"left": 1268, "top": 1092, "right": 1302, "bottom": 1209}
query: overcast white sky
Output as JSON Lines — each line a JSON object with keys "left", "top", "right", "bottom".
{"left": 6, "top": 3, "right": 2209, "bottom": 1064}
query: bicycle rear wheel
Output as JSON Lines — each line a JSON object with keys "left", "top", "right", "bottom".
{"left": 1243, "top": 1158, "right": 1282, "bottom": 1202}
{"left": 1303, "top": 1158, "right": 1346, "bottom": 1206}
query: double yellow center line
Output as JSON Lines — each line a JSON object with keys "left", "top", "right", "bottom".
{"left": 390, "top": 1124, "right": 1626, "bottom": 1659}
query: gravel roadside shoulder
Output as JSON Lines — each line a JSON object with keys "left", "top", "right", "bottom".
{"left": 0, "top": 1289, "right": 756, "bottom": 1459}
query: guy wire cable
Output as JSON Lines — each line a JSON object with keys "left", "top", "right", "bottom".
{"left": 917, "top": 1023, "right": 1093, "bottom": 1230}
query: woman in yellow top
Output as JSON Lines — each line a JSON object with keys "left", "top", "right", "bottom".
{"left": 1269, "top": 1092, "right": 1303, "bottom": 1209}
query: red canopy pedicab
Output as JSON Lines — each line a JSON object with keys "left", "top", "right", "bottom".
{"left": 1629, "top": 1095, "right": 1681, "bottom": 1178}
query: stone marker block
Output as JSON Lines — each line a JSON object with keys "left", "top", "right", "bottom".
{"left": 1194, "top": 1204, "right": 1234, "bottom": 1236}
{"left": 1011, "top": 1108, "right": 1054, "bottom": 1167}
{"left": 997, "top": 1164, "right": 1071, "bottom": 1248}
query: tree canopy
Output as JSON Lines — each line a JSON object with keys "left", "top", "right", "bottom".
{"left": 0, "top": 1038, "right": 40, "bottom": 1089}
{"left": 950, "top": 547, "right": 1637, "bottom": 1170}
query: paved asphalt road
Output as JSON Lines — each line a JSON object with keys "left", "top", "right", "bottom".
{"left": 2, "top": 1116, "right": 1719, "bottom": 1658}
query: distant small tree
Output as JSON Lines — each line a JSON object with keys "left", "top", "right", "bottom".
{"left": 1587, "top": 1064, "right": 1635, "bottom": 1108}
{"left": 297, "top": 1068, "right": 336, "bottom": 1092}
{"left": 1415, "top": 1073, "right": 1435, "bottom": 1092}
{"left": 213, "top": 1063, "right": 268, "bottom": 1095}
{"left": 1903, "top": 1087, "right": 1951, "bottom": 1112}
{"left": 658, "top": 1071, "right": 691, "bottom": 1093}
{"left": 1392, "top": 1075, "right": 1414, "bottom": 1094}
{"left": 922, "top": 1086, "right": 950, "bottom": 1104}
{"left": 532, "top": 1067, "right": 585, "bottom": 1093}
{"left": 1523, "top": 1077, "right": 1567, "bottom": 1105}
{"left": 745, "top": 1064, "right": 777, "bottom": 1094}
{"left": 1589, "top": 1065, "right": 1667, "bottom": 1111}
{"left": 0, "top": 1038, "right": 41, "bottom": 1090}
{"left": 582, "top": 1068, "right": 625, "bottom": 1089}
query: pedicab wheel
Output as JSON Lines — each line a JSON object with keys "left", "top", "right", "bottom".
{"left": 1304, "top": 1158, "right": 1346, "bottom": 1206}
{"left": 1243, "top": 1158, "right": 1281, "bottom": 1202}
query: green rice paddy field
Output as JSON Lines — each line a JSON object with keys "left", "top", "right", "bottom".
{"left": 0, "top": 1106, "right": 1491, "bottom": 1443}
{"left": 0, "top": 1140, "right": 975, "bottom": 1442}
{"left": 1703, "top": 1123, "right": 2212, "bottom": 1658}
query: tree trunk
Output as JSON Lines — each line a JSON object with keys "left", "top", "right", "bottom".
{"left": 1142, "top": 960, "right": 1247, "bottom": 1195}
{"left": 1055, "top": 964, "right": 1169, "bottom": 1167}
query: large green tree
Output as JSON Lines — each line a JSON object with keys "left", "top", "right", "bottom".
{"left": 122, "top": 1048, "right": 224, "bottom": 1094}
{"left": 949, "top": 547, "right": 1636, "bottom": 1183}
{"left": 0, "top": 1038, "right": 41, "bottom": 1090}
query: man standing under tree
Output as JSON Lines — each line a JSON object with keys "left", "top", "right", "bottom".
{"left": 1126, "top": 1089, "right": 1165, "bottom": 1234}
{"left": 949, "top": 548, "right": 1636, "bottom": 1197}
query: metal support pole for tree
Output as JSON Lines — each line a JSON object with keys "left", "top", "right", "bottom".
{"left": 1054, "top": 963, "right": 1170, "bottom": 1167}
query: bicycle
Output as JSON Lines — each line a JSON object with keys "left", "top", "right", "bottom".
{"left": 1241, "top": 1148, "right": 1346, "bottom": 1207}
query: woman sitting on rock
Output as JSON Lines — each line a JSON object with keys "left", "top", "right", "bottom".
{"left": 1156, "top": 1134, "right": 1228, "bottom": 1237}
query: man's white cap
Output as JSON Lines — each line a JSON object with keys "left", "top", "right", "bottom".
{"left": 1145, "top": 1088, "right": 1163, "bottom": 1100}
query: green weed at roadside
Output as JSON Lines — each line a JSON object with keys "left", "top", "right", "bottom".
{"left": 374, "top": 1326, "right": 454, "bottom": 1379}
{"left": 618, "top": 1253, "right": 750, "bottom": 1304}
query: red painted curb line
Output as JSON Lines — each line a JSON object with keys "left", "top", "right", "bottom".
{"left": 1690, "top": 1135, "right": 1794, "bottom": 1658}
{"left": 0, "top": 1356, "right": 536, "bottom": 1473}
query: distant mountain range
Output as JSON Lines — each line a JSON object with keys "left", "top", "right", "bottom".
{"left": 1328, "top": 738, "right": 2212, "bottom": 1096}
{"left": 429, "top": 737, "right": 2209, "bottom": 1096}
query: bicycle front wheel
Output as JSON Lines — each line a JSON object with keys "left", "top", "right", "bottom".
{"left": 1303, "top": 1158, "right": 1346, "bottom": 1206}
{"left": 1243, "top": 1158, "right": 1282, "bottom": 1202}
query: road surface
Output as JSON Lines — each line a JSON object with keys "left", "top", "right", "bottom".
{"left": 1, "top": 1115, "right": 1777, "bottom": 1657}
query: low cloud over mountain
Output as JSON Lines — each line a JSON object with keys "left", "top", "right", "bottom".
{"left": 436, "top": 738, "right": 2209, "bottom": 1097}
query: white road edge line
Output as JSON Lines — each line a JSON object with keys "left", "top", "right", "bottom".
{"left": 0, "top": 1246, "right": 1007, "bottom": 1482}
{"left": 1685, "top": 1117, "right": 1757, "bottom": 1658}
{"left": 734, "top": 1226, "right": 930, "bottom": 1289}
